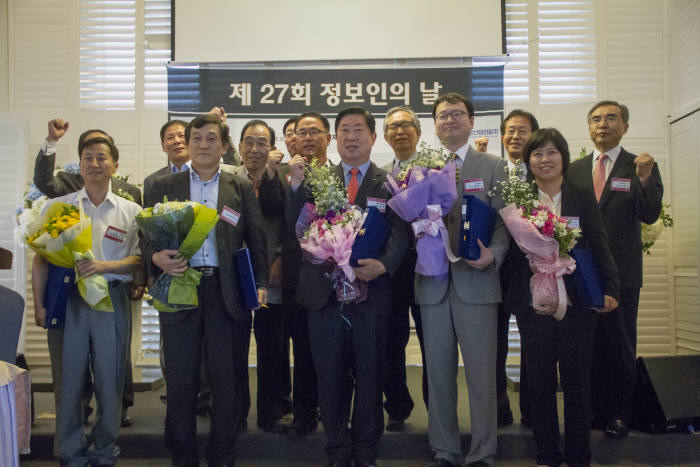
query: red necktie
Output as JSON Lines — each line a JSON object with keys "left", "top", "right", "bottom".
{"left": 347, "top": 168, "right": 359, "bottom": 204}
{"left": 593, "top": 153, "right": 608, "bottom": 202}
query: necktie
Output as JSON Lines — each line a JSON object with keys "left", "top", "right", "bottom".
{"left": 347, "top": 168, "right": 359, "bottom": 204}
{"left": 593, "top": 153, "right": 608, "bottom": 202}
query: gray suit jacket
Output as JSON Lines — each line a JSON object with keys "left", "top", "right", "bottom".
{"left": 414, "top": 146, "right": 508, "bottom": 305}
{"left": 140, "top": 170, "right": 268, "bottom": 322}
{"left": 33, "top": 149, "right": 143, "bottom": 206}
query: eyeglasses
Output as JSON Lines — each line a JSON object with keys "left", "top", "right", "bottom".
{"left": 436, "top": 110, "right": 468, "bottom": 122}
{"left": 337, "top": 127, "right": 369, "bottom": 138}
{"left": 387, "top": 121, "right": 415, "bottom": 132}
{"left": 589, "top": 115, "right": 620, "bottom": 126}
{"left": 243, "top": 138, "right": 270, "bottom": 149}
{"left": 295, "top": 128, "right": 326, "bottom": 137}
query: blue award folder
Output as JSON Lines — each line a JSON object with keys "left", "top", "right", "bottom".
{"left": 459, "top": 194, "right": 495, "bottom": 260}
{"left": 350, "top": 206, "right": 390, "bottom": 267}
{"left": 44, "top": 265, "right": 76, "bottom": 329}
{"left": 570, "top": 247, "right": 604, "bottom": 309}
{"left": 235, "top": 247, "right": 260, "bottom": 310}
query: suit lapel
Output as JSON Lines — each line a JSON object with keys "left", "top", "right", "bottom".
{"left": 355, "top": 163, "right": 382, "bottom": 207}
{"left": 170, "top": 171, "right": 190, "bottom": 202}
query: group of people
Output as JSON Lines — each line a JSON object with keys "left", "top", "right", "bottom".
{"left": 30, "top": 92, "right": 663, "bottom": 467}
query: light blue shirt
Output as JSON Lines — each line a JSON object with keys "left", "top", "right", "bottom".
{"left": 340, "top": 160, "right": 371, "bottom": 187}
{"left": 170, "top": 161, "right": 191, "bottom": 174}
{"left": 189, "top": 169, "right": 220, "bottom": 267}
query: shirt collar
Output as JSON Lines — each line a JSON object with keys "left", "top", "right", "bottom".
{"left": 170, "top": 160, "right": 191, "bottom": 173}
{"left": 341, "top": 160, "right": 371, "bottom": 178}
{"left": 76, "top": 181, "right": 117, "bottom": 208}
{"left": 394, "top": 151, "right": 417, "bottom": 170}
{"left": 446, "top": 143, "right": 470, "bottom": 165}
{"left": 594, "top": 145, "right": 621, "bottom": 164}
{"left": 190, "top": 168, "right": 221, "bottom": 183}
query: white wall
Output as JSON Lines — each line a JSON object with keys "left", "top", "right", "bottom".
{"left": 5, "top": 0, "right": 685, "bottom": 366}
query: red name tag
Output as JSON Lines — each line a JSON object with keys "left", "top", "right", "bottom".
{"left": 221, "top": 206, "right": 240, "bottom": 226}
{"left": 104, "top": 225, "right": 126, "bottom": 243}
{"left": 463, "top": 178, "right": 485, "bottom": 192}
{"left": 610, "top": 178, "right": 631, "bottom": 192}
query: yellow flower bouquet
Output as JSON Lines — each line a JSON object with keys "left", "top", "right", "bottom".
{"left": 21, "top": 201, "right": 113, "bottom": 312}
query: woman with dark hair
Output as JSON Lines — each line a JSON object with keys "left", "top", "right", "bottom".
{"left": 508, "top": 128, "right": 620, "bottom": 467}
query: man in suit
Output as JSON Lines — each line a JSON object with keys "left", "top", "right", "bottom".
{"left": 278, "top": 116, "right": 297, "bottom": 416}
{"left": 259, "top": 112, "right": 333, "bottom": 435}
{"left": 380, "top": 105, "right": 428, "bottom": 431}
{"left": 289, "top": 107, "right": 408, "bottom": 467}
{"left": 143, "top": 120, "right": 190, "bottom": 207}
{"left": 232, "top": 119, "right": 289, "bottom": 433}
{"left": 34, "top": 118, "right": 142, "bottom": 204}
{"left": 417, "top": 93, "right": 508, "bottom": 467}
{"left": 568, "top": 100, "right": 663, "bottom": 439}
{"left": 143, "top": 114, "right": 268, "bottom": 466}
{"left": 496, "top": 109, "right": 540, "bottom": 428}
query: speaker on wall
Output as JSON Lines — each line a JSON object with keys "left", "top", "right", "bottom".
{"left": 632, "top": 355, "right": 700, "bottom": 433}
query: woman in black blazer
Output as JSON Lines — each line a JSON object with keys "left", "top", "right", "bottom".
{"left": 511, "top": 128, "right": 620, "bottom": 467}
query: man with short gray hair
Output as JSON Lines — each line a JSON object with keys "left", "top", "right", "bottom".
{"left": 380, "top": 106, "right": 428, "bottom": 432}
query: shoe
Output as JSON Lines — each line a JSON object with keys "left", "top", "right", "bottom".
{"left": 257, "top": 418, "right": 289, "bottom": 433}
{"left": 520, "top": 416, "right": 532, "bottom": 428}
{"left": 289, "top": 417, "right": 317, "bottom": 435}
{"left": 426, "top": 459, "right": 458, "bottom": 467}
{"left": 497, "top": 407, "right": 514, "bottom": 427}
{"left": 282, "top": 396, "right": 293, "bottom": 415}
{"left": 604, "top": 418, "right": 629, "bottom": 439}
{"left": 121, "top": 408, "right": 133, "bottom": 427}
{"left": 386, "top": 417, "right": 406, "bottom": 432}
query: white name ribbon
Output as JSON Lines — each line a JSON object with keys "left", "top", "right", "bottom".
{"left": 104, "top": 225, "right": 126, "bottom": 243}
{"left": 463, "top": 178, "right": 485, "bottom": 192}
{"left": 610, "top": 178, "right": 631, "bottom": 192}
{"left": 221, "top": 205, "right": 240, "bottom": 226}
{"left": 366, "top": 197, "right": 386, "bottom": 213}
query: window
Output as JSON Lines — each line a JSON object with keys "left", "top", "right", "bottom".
{"left": 144, "top": 0, "right": 172, "bottom": 109}
{"left": 79, "top": 0, "right": 136, "bottom": 110}
{"left": 537, "top": 0, "right": 596, "bottom": 103}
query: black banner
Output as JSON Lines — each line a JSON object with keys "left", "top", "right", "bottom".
{"left": 167, "top": 66, "right": 503, "bottom": 118}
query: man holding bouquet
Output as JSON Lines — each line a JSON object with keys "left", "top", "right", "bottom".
{"left": 50, "top": 136, "right": 142, "bottom": 466}
{"left": 418, "top": 93, "right": 509, "bottom": 467}
{"left": 142, "top": 114, "right": 268, "bottom": 467}
{"left": 290, "top": 107, "right": 409, "bottom": 467}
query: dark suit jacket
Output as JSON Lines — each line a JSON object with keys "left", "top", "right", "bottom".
{"left": 567, "top": 148, "right": 663, "bottom": 289}
{"left": 504, "top": 181, "right": 620, "bottom": 313}
{"left": 289, "top": 162, "right": 409, "bottom": 311}
{"left": 143, "top": 166, "right": 172, "bottom": 208}
{"left": 141, "top": 170, "right": 268, "bottom": 322}
{"left": 33, "top": 149, "right": 143, "bottom": 206}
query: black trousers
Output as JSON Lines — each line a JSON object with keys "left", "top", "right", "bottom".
{"left": 383, "top": 298, "right": 425, "bottom": 419}
{"left": 591, "top": 287, "right": 640, "bottom": 423}
{"left": 282, "top": 250, "right": 318, "bottom": 423}
{"left": 308, "top": 287, "right": 389, "bottom": 464}
{"left": 519, "top": 306, "right": 595, "bottom": 467}
{"left": 496, "top": 303, "right": 530, "bottom": 421}
{"left": 160, "top": 273, "right": 251, "bottom": 466}
{"left": 253, "top": 302, "right": 287, "bottom": 423}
